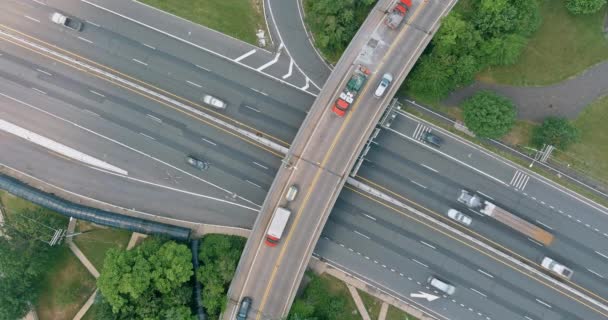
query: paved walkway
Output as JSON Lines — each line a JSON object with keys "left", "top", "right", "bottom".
{"left": 347, "top": 284, "right": 372, "bottom": 320}
{"left": 379, "top": 302, "right": 389, "bottom": 320}
{"left": 444, "top": 60, "right": 608, "bottom": 121}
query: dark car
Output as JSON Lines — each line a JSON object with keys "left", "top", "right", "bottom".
{"left": 236, "top": 297, "right": 252, "bottom": 320}
{"left": 421, "top": 131, "right": 443, "bottom": 147}
{"left": 186, "top": 155, "right": 209, "bottom": 171}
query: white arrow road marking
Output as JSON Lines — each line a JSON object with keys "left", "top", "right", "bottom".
{"left": 410, "top": 291, "right": 439, "bottom": 302}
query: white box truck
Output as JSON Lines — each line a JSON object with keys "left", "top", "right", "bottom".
{"left": 265, "top": 207, "right": 291, "bottom": 247}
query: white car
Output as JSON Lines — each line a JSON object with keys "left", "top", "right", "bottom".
{"left": 427, "top": 276, "right": 456, "bottom": 295}
{"left": 447, "top": 209, "right": 472, "bottom": 226}
{"left": 374, "top": 73, "right": 393, "bottom": 98}
{"left": 202, "top": 94, "right": 227, "bottom": 109}
{"left": 541, "top": 257, "right": 573, "bottom": 279}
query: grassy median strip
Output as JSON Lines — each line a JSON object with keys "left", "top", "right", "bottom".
{"left": 479, "top": 0, "right": 608, "bottom": 85}
{"left": 138, "top": 0, "right": 266, "bottom": 45}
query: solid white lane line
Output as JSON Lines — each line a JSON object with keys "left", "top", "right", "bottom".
{"left": 524, "top": 316, "right": 534, "bottom": 320}
{"left": 31, "top": 88, "right": 46, "bottom": 95}
{"left": 244, "top": 105, "right": 260, "bottom": 113}
{"left": 477, "top": 191, "right": 494, "bottom": 200}
{"left": 527, "top": 238, "right": 544, "bottom": 247}
{"left": 32, "top": 0, "right": 45, "bottom": 5}
{"left": 252, "top": 161, "right": 268, "bottom": 170}
{"left": 257, "top": 50, "right": 280, "bottom": 71}
{"left": 587, "top": 269, "right": 605, "bottom": 278}
{"left": 201, "top": 138, "right": 216, "bottom": 146}
{"left": 142, "top": 43, "right": 156, "bottom": 50}
{"left": 535, "top": 299, "right": 552, "bottom": 309}
{"left": 419, "top": 241, "right": 436, "bottom": 249}
{"left": 36, "top": 69, "right": 52, "bottom": 76}
{"left": 535, "top": 220, "right": 553, "bottom": 230}
{"left": 470, "top": 288, "right": 487, "bottom": 297}
{"left": 301, "top": 77, "right": 310, "bottom": 90}
{"left": 354, "top": 230, "right": 370, "bottom": 239}
{"left": 89, "top": 90, "right": 105, "bottom": 97}
{"left": 139, "top": 132, "right": 155, "bottom": 140}
{"left": 362, "top": 213, "right": 376, "bottom": 221}
{"left": 132, "top": 58, "right": 148, "bottom": 66}
{"left": 250, "top": 88, "right": 268, "bottom": 96}
{"left": 186, "top": 80, "right": 202, "bottom": 88}
{"left": 410, "top": 180, "right": 427, "bottom": 189}
{"left": 86, "top": 20, "right": 100, "bottom": 27}
{"left": 420, "top": 164, "right": 438, "bottom": 172}
{"left": 282, "top": 58, "right": 294, "bottom": 79}
{"left": 83, "top": 109, "right": 100, "bottom": 117}
{"left": 195, "top": 65, "right": 210, "bottom": 71}
{"left": 477, "top": 269, "right": 494, "bottom": 278}
{"left": 235, "top": 49, "right": 256, "bottom": 62}
{"left": 596, "top": 251, "right": 608, "bottom": 260}
{"left": 411, "top": 259, "right": 428, "bottom": 268}
{"left": 25, "top": 15, "right": 40, "bottom": 23}
{"left": 78, "top": 36, "right": 93, "bottom": 44}
{"left": 245, "top": 180, "right": 262, "bottom": 188}
{"left": 146, "top": 114, "right": 162, "bottom": 123}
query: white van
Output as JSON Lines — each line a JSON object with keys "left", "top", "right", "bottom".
{"left": 285, "top": 185, "right": 298, "bottom": 202}
{"left": 427, "top": 276, "right": 456, "bottom": 295}
{"left": 374, "top": 73, "right": 393, "bottom": 97}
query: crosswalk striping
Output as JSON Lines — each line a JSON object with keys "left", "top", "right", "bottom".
{"left": 510, "top": 170, "right": 530, "bottom": 190}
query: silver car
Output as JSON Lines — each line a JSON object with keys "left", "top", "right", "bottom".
{"left": 374, "top": 73, "right": 393, "bottom": 98}
{"left": 427, "top": 276, "right": 456, "bottom": 295}
{"left": 447, "top": 209, "right": 472, "bottom": 226}
{"left": 541, "top": 257, "right": 573, "bottom": 279}
{"left": 186, "top": 156, "right": 209, "bottom": 171}
{"left": 203, "top": 94, "right": 227, "bottom": 109}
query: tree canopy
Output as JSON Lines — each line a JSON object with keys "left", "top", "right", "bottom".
{"left": 0, "top": 207, "right": 66, "bottom": 320}
{"left": 462, "top": 91, "right": 516, "bottom": 138}
{"left": 532, "top": 117, "right": 580, "bottom": 149}
{"left": 197, "top": 234, "right": 246, "bottom": 320}
{"left": 566, "top": 0, "right": 606, "bottom": 14}
{"left": 97, "top": 238, "right": 193, "bottom": 320}
{"left": 405, "top": 0, "right": 541, "bottom": 100}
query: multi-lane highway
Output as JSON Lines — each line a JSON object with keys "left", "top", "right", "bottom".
{"left": 0, "top": 0, "right": 607, "bottom": 319}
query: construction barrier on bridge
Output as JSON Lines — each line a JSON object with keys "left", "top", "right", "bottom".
{"left": 0, "top": 174, "right": 191, "bottom": 241}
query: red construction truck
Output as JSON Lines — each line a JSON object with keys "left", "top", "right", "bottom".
{"left": 332, "top": 65, "right": 370, "bottom": 117}
{"left": 385, "top": 0, "right": 412, "bottom": 29}
{"left": 265, "top": 207, "right": 291, "bottom": 247}
{"left": 457, "top": 190, "right": 554, "bottom": 246}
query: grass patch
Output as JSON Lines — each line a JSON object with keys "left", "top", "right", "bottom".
{"left": 0, "top": 191, "right": 45, "bottom": 216}
{"left": 73, "top": 221, "right": 132, "bottom": 271}
{"left": 502, "top": 120, "right": 536, "bottom": 146}
{"left": 385, "top": 305, "right": 419, "bottom": 320}
{"left": 555, "top": 95, "right": 608, "bottom": 185}
{"left": 357, "top": 289, "right": 382, "bottom": 319}
{"left": 290, "top": 273, "right": 361, "bottom": 319}
{"left": 479, "top": 0, "right": 608, "bottom": 85}
{"left": 139, "top": 0, "right": 267, "bottom": 45}
{"left": 35, "top": 246, "right": 97, "bottom": 320}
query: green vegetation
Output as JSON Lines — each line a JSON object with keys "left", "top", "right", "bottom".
{"left": 304, "top": 0, "right": 377, "bottom": 64}
{"left": 97, "top": 238, "right": 194, "bottom": 319}
{"left": 139, "top": 0, "right": 267, "bottom": 45}
{"left": 532, "top": 117, "right": 580, "bottom": 149}
{"left": 404, "top": 0, "right": 541, "bottom": 101}
{"left": 556, "top": 95, "right": 608, "bottom": 184}
{"left": 36, "top": 248, "right": 97, "bottom": 320}
{"left": 73, "top": 221, "right": 131, "bottom": 270}
{"left": 566, "top": 0, "right": 607, "bottom": 14}
{"left": 462, "top": 91, "right": 516, "bottom": 138}
{"left": 480, "top": 0, "right": 608, "bottom": 85}
{"left": 289, "top": 272, "right": 359, "bottom": 320}
{"left": 385, "top": 305, "right": 419, "bottom": 320}
{"left": 357, "top": 290, "right": 382, "bottom": 319}
{"left": 0, "top": 192, "right": 69, "bottom": 320}
{"left": 198, "top": 234, "right": 246, "bottom": 319}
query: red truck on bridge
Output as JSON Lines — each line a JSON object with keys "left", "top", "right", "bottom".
{"left": 332, "top": 65, "right": 370, "bottom": 117}
{"left": 385, "top": 0, "right": 412, "bottom": 29}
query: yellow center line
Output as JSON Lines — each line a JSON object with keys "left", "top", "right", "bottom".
{"left": 255, "top": 1, "right": 430, "bottom": 317}
{"left": 0, "top": 32, "right": 284, "bottom": 158}
{"left": 344, "top": 184, "right": 608, "bottom": 318}
{"left": 355, "top": 174, "right": 608, "bottom": 305}
{"left": 0, "top": 24, "right": 291, "bottom": 147}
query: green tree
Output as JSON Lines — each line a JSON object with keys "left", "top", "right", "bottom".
{"left": 197, "top": 234, "right": 246, "bottom": 319}
{"left": 0, "top": 208, "right": 65, "bottom": 320}
{"left": 566, "top": 0, "right": 606, "bottom": 14}
{"left": 532, "top": 117, "right": 580, "bottom": 149}
{"left": 479, "top": 34, "right": 526, "bottom": 66}
{"left": 462, "top": 91, "right": 516, "bottom": 138}
{"left": 97, "top": 238, "right": 193, "bottom": 319}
